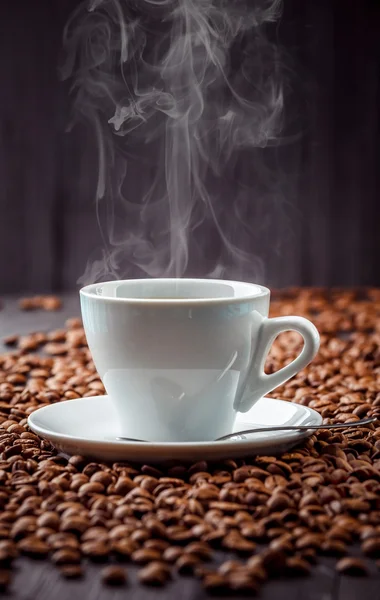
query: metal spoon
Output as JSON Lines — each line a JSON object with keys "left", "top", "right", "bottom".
{"left": 114, "top": 417, "right": 376, "bottom": 443}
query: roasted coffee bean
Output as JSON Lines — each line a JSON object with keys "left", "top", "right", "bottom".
{"left": 297, "top": 548, "right": 317, "bottom": 564}
{"left": 37, "top": 512, "right": 60, "bottom": 530}
{"left": 60, "top": 516, "right": 89, "bottom": 535}
{"left": 218, "top": 560, "right": 243, "bottom": 576}
{"left": 90, "top": 471, "right": 113, "bottom": 487}
{"left": 336, "top": 557, "right": 369, "bottom": 576}
{"left": 3, "top": 335, "right": 18, "bottom": 347}
{"left": 202, "top": 572, "right": 228, "bottom": 593}
{"left": 81, "top": 540, "right": 109, "bottom": 561}
{"left": 260, "top": 548, "right": 287, "bottom": 575}
{"left": 246, "top": 556, "right": 268, "bottom": 582}
{"left": 184, "top": 541, "right": 212, "bottom": 561}
{"left": 114, "top": 477, "right": 135, "bottom": 495}
{"left": 111, "top": 539, "right": 136, "bottom": 558}
{"left": 227, "top": 570, "right": 259, "bottom": 593}
{"left": 0, "top": 569, "right": 11, "bottom": 591}
{"left": 295, "top": 533, "right": 323, "bottom": 550}
{"left": 81, "top": 527, "right": 109, "bottom": 542}
{"left": 101, "top": 565, "right": 127, "bottom": 586}
{"left": 59, "top": 565, "right": 83, "bottom": 579}
{"left": 144, "top": 539, "right": 169, "bottom": 553}
{"left": 131, "top": 548, "right": 162, "bottom": 565}
{"left": 130, "top": 529, "right": 150, "bottom": 544}
{"left": 138, "top": 561, "right": 171, "bottom": 586}
{"left": 176, "top": 553, "right": 201, "bottom": 574}
{"left": 222, "top": 529, "right": 256, "bottom": 553}
{"left": 285, "top": 557, "right": 311, "bottom": 576}
{"left": 269, "top": 537, "right": 294, "bottom": 554}
{"left": 48, "top": 533, "right": 79, "bottom": 550}
{"left": 18, "top": 536, "right": 49, "bottom": 558}
{"left": 0, "top": 540, "right": 18, "bottom": 559}
{"left": 108, "top": 524, "right": 133, "bottom": 540}
{"left": 361, "top": 537, "right": 380, "bottom": 557}
{"left": 52, "top": 548, "right": 81, "bottom": 565}
{"left": 144, "top": 517, "right": 167, "bottom": 539}
{"left": 163, "top": 546, "right": 183, "bottom": 563}
{"left": 320, "top": 540, "right": 347, "bottom": 556}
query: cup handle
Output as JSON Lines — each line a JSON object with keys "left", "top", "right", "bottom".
{"left": 236, "top": 316, "right": 320, "bottom": 413}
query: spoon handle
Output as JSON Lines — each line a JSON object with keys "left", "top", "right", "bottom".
{"left": 215, "top": 417, "right": 377, "bottom": 441}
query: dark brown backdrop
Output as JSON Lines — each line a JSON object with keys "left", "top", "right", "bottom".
{"left": 0, "top": 0, "right": 379, "bottom": 293}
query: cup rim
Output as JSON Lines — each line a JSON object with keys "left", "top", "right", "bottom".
{"left": 80, "top": 278, "right": 270, "bottom": 306}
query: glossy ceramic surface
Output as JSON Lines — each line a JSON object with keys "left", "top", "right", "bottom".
{"left": 80, "top": 279, "right": 319, "bottom": 442}
{"left": 28, "top": 395, "right": 323, "bottom": 462}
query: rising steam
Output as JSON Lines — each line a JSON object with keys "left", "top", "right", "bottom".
{"left": 62, "top": 0, "right": 284, "bottom": 283}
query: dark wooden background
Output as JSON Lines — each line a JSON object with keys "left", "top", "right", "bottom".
{"left": 0, "top": 0, "right": 379, "bottom": 294}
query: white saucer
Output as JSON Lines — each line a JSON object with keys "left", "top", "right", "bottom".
{"left": 28, "top": 395, "right": 322, "bottom": 463}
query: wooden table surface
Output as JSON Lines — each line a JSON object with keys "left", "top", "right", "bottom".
{"left": 0, "top": 294, "right": 379, "bottom": 600}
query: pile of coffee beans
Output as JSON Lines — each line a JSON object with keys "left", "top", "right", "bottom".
{"left": 0, "top": 288, "right": 379, "bottom": 593}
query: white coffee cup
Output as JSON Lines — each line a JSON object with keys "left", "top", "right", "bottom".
{"left": 80, "top": 279, "right": 320, "bottom": 442}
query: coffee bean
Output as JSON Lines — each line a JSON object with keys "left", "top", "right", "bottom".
{"left": 52, "top": 548, "right": 81, "bottom": 565}
{"left": 209, "top": 501, "right": 248, "bottom": 513}
{"left": 101, "top": 565, "right": 127, "bottom": 586}
{"left": 109, "top": 524, "right": 133, "bottom": 540}
{"left": 260, "top": 548, "right": 287, "bottom": 575}
{"left": 295, "top": 533, "right": 323, "bottom": 550}
{"left": 3, "top": 335, "right": 18, "bottom": 347}
{"left": 138, "top": 561, "right": 171, "bottom": 586}
{"left": 61, "top": 516, "right": 89, "bottom": 535}
{"left": 59, "top": 565, "right": 83, "bottom": 579}
{"left": 320, "top": 540, "right": 347, "bottom": 556}
{"left": 90, "top": 471, "right": 113, "bottom": 487}
{"left": 18, "top": 536, "right": 49, "bottom": 558}
{"left": 114, "top": 476, "right": 135, "bottom": 495}
{"left": 42, "top": 296, "right": 62, "bottom": 311}
{"left": 176, "top": 553, "right": 200, "bottom": 574}
{"left": 267, "top": 493, "right": 292, "bottom": 511}
{"left": 218, "top": 560, "right": 243, "bottom": 576}
{"left": 163, "top": 546, "right": 183, "bottom": 563}
{"left": 144, "top": 517, "right": 167, "bottom": 539}
{"left": 285, "top": 557, "right": 311, "bottom": 576}
{"left": 202, "top": 572, "right": 228, "bottom": 593}
{"left": 336, "top": 557, "right": 369, "bottom": 576}
{"left": 141, "top": 465, "right": 163, "bottom": 478}
{"left": 246, "top": 556, "right": 268, "bottom": 582}
{"left": 184, "top": 541, "right": 212, "bottom": 561}
{"left": 130, "top": 529, "right": 149, "bottom": 544}
{"left": 78, "top": 482, "right": 104, "bottom": 497}
{"left": 81, "top": 527, "right": 109, "bottom": 543}
{"left": 240, "top": 523, "right": 266, "bottom": 541}
{"left": 269, "top": 537, "right": 294, "bottom": 554}
{"left": 132, "top": 548, "right": 162, "bottom": 565}
{"left": 0, "top": 540, "right": 18, "bottom": 559}
{"left": 144, "top": 539, "right": 169, "bottom": 552}
{"left": 48, "top": 533, "right": 80, "bottom": 550}
{"left": 111, "top": 539, "right": 136, "bottom": 558}
{"left": 37, "top": 512, "right": 60, "bottom": 530}
{"left": 361, "top": 537, "right": 380, "bottom": 557}
{"left": 166, "top": 526, "right": 194, "bottom": 543}
{"left": 81, "top": 540, "right": 109, "bottom": 561}
{"left": 0, "top": 569, "right": 11, "bottom": 591}
{"left": 227, "top": 569, "right": 259, "bottom": 593}
{"left": 222, "top": 530, "right": 256, "bottom": 554}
